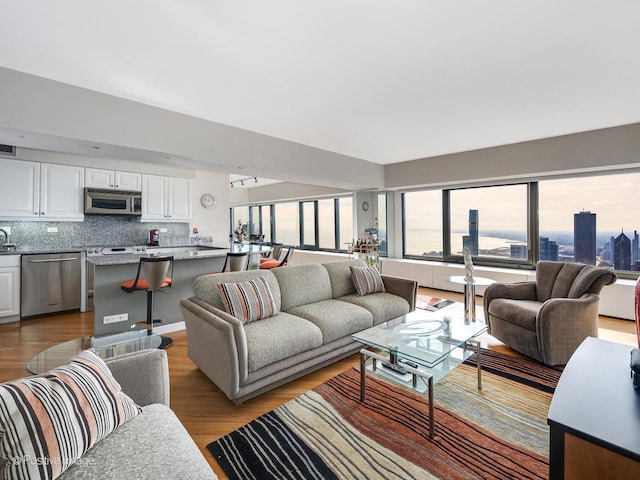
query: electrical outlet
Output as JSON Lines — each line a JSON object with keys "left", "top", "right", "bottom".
{"left": 160, "top": 228, "right": 168, "bottom": 233}
{"left": 103, "top": 313, "right": 129, "bottom": 324}
{"left": 0, "top": 226, "right": 10, "bottom": 235}
{"left": 47, "top": 227, "right": 58, "bottom": 233}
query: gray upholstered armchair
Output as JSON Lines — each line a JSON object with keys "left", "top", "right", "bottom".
{"left": 483, "top": 261, "right": 617, "bottom": 366}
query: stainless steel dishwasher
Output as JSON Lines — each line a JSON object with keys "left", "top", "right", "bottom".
{"left": 21, "top": 252, "right": 82, "bottom": 318}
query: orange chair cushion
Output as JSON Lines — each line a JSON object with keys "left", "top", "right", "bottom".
{"left": 120, "top": 277, "right": 171, "bottom": 290}
{"left": 259, "top": 260, "right": 286, "bottom": 269}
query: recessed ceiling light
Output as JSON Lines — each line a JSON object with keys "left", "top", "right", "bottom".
{"left": 16, "top": 135, "right": 25, "bottom": 139}
{"left": 90, "top": 146, "right": 100, "bottom": 150}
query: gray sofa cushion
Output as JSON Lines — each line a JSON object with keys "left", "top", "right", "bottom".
{"left": 321, "top": 259, "right": 366, "bottom": 298}
{"left": 59, "top": 404, "right": 216, "bottom": 480}
{"left": 271, "top": 263, "right": 332, "bottom": 311}
{"left": 193, "top": 270, "right": 281, "bottom": 311}
{"left": 338, "top": 292, "right": 410, "bottom": 325}
{"left": 244, "top": 312, "right": 323, "bottom": 372}
{"left": 488, "top": 298, "right": 541, "bottom": 330}
{"left": 286, "top": 299, "right": 373, "bottom": 344}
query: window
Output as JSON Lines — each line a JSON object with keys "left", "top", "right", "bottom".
{"left": 403, "top": 190, "right": 443, "bottom": 258}
{"left": 274, "top": 202, "right": 299, "bottom": 246}
{"left": 448, "top": 184, "right": 528, "bottom": 262}
{"left": 318, "top": 199, "right": 337, "bottom": 249}
{"left": 404, "top": 184, "right": 530, "bottom": 265}
{"left": 260, "top": 206, "right": 272, "bottom": 243}
{"left": 338, "top": 197, "right": 353, "bottom": 250}
{"left": 539, "top": 172, "right": 640, "bottom": 272}
{"left": 377, "top": 193, "right": 388, "bottom": 255}
{"left": 301, "top": 201, "right": 317, "bottom": 247}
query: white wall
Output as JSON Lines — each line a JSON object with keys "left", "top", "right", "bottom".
{"left": 0, "top": 67, "right": 384, "bottom": 190}
{"left": 191, "top": 170, "right": 230, "bottom": 246}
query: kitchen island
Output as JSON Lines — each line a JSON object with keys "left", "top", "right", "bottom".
{"left": 90, "top": 244, "right": 270, "bottom": 336}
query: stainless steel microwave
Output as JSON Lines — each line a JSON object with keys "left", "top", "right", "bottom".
{"left": 84, "top": 188, "right": 142, "bottom": 215}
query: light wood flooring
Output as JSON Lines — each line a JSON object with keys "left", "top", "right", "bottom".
{"left": 0, "top": 288, "right": 636, "bottom": 479}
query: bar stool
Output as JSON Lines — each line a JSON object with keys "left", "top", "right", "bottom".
{"left": 260, "top": 245, "right": 294, "bottom": 269}
{"left": 120, "top": 256, "right": 174, "bottom": 349}
{"left": 214, "top": 251, "right": 250, "bottom": 273}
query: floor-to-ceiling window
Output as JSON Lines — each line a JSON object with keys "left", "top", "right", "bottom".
{"left": 448, "top": 184, "right": 529, "bottom": 262}
{"left": 403, "top": 190, "right": 443, "bottom": 258}
{"left": 539, "top": 172, "right": 640, "bottom": 272}
{"left": 232, "top": 196, "right": 353, "bottom": 252}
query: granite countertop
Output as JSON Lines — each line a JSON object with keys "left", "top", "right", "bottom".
{"left": 88, "top": 244, "right": 271, "bottom": 266}
{"left": 0, "top": 246, "right": 84, "bottom": 256}
{"left": 88, "top": 248, "right": 229, "bottom": 266}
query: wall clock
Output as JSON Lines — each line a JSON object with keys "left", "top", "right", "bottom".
{"left": 200, "top": 193, "right": 216, "bottom": 209}
{"left": 362, "top": 201, "right": 370, "bottom": 211}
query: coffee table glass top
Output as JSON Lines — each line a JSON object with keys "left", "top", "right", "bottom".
{"left": 27, "top": 331, "right": 162, "bottom": 375}
{"left": 353, "top": 307, "right": 487, "bottom": 370}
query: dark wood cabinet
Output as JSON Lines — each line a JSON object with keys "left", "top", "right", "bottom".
{"left": 547, "top": 337, "right": 640, "bottom": 479}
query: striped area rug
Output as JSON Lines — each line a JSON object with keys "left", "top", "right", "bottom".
{"left": 208, "top": 350, "right": 561, "bottom": 480}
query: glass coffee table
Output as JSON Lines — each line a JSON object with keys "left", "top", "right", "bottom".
{"left": 352, "top": 305, "right": 488, "bottom": 438}
{"left": 27, "top": 331, "right": 162, "bottom": 375}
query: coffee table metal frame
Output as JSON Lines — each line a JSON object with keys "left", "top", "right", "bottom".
{"left": 354, "top": 307, "right": 487, "bottom": 439}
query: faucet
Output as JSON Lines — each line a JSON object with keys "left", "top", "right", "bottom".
{"left": 0, "top": 228, "right": 11, "bottom": 250}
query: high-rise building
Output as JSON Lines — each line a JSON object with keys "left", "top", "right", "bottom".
{"left": 614, "top": 231, "right": 631, "bottom": 270}
{"left": 633, "top": 230, "right": 640, "bottom": 263}
{"left": 540, "top": 236, "right": 559, "bottom": 261}
{"left": 468, "top": 209, "right": 478, "bottom": 255}
{"left": 510, "top": 244, "right": 527, "bottom": 259}
{"left": 574, "top": 211, "right": 596, "bottom": 265}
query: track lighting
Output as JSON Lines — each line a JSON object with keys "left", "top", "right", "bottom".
{"left": 230, "top": 177, "right": 260, "bottom": 188}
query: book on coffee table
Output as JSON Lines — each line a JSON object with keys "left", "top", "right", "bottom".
{"left": 416, "top": 296, "right": 455, "bottom": 311}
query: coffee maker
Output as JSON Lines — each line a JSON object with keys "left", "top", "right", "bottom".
{"left": 149, "top": 229, "right": 160, "bottom": 246}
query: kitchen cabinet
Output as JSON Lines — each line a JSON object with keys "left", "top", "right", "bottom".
{"left": 0, "top": 255, "right": 20, "bottom": 321}
{"left": 85, "top": 168, "right": 142, "bottom": 191}
{"left": 0, "top": 159, "right": 84, "bottom": 220}
{"left": 141, "top": 174, "right": 192, "bottom": 222}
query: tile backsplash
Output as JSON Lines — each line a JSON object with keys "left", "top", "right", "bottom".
{"left": 1, "top": 216, "right": 190, "bottom": 249}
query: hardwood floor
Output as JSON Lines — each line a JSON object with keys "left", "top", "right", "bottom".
{"left": 0, "top": 287, "right": 636, "bottom": 479}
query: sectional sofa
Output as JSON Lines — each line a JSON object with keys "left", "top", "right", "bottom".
{"left": 180, "top": 259, "right": 418, "bottom": 404}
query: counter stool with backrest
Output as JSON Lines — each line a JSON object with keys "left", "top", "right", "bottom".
{"left": 120, "top": 256, "right": 174, "bottom": 349}
{"left": 259, "top": 242, "right": 282, "bottom": 265}
{"left": 259, "top": 245, "right": 294, "bottom": 269}
{"left": 217, "top": 251, "right": 250, "bottom": 273}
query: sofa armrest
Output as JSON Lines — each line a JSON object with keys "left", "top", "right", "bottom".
{"left": 180, "top": 297, "right": 248, "bottom": 401}
{"left": 536, "top": 293, "right": 600, "bottom": 365}
{"left": 381, "top": 274, "right": 418, "bottom": 311}
{"left": 105, "top": 349, "right": 170, "bottom": 407}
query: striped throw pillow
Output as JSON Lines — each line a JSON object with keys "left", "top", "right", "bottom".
{"left": 0, "top": 349, "right": 141, "bottom": 480}
{"left": 217, "top": 276, "right": 279, "bottom": 324}
{"left": 350, "top": 265, "right": 386, "bottom": 296}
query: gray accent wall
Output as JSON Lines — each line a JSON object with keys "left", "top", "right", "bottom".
{"left": 384, "top": 123, "right": 640, "bottom": 189}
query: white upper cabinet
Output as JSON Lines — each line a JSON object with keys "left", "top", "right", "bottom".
{"left": 0, "top": 158, "right": 40, "bottom": 217}
{"left": 0, "top": 159, "right": 84, "bottom": 220}
{"left": 141, "top": 174, "right": 192, "bottom": 222}
{"left": 86, "top": 168, "right": 141, "bottom": 191}
{"left": 39, "top": 163, "right": 85, "bottom": 220}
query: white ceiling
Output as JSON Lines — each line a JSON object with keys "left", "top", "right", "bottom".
{"left": 1, "top": 1, "right": 639, "bottom": 174}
